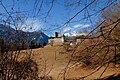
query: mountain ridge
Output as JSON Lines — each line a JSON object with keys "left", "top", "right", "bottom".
{"left": 0, "top": 24, "right": 48, "bottom": 50}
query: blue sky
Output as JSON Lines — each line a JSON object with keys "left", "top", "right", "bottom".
{"left": 0, "top": 0, "right": 118, "bottom": 37}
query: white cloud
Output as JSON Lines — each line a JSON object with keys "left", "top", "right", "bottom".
{"left": 17, "top": 18, "right": 43, "bottom": 32}
{"left": 63, "top": 24, "right": 90, "bottom": 36}
{"left": 73, "top": 24, "right": 82, "bottom": 28}
{"left": 73, "top": 24, "right": 90, "bottom": 28}
{"left": 64, "top": 27, "right": 71, "bottom": 32}
{"left": 82, "top": 24, "right": 90, "bottom": 28}
{"left": 64, "top": 31, "right": 87, "bottom": 37}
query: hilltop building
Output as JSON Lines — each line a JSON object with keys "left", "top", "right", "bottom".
{"left": 48, "top": 32, "right": 89, "bottom": 46}
{"left": 49, "top": 32, "right": 65, "bottom": 44}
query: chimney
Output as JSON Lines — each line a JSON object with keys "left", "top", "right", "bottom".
{"left": 55, "top": 32, "right": 58, "bottom": 38}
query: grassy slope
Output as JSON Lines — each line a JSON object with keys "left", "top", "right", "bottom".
{"left": 31, "top": 44, "right": 120, "bottom": 80}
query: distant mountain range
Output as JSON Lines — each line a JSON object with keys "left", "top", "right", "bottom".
{"left": 0, "top": 24, "right": 48, "bottom": 50}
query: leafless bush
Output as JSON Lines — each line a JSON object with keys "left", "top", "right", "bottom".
{"left": 61, "top": 1, "right": 120, "bottom": 79}
{"left": 59, "top": 42, "right": 75, "bottom": 54}
{"left": 0, "top": 50, "right": 39, "bottom": 80}
{"left": 63, "top": 42, "right": 71, "bottom": 51}
{"left": 0, "top": 0, "right": 120, "bottom": 80}
{"left": 39, "top": 76, "right": 53, "bottom": 80}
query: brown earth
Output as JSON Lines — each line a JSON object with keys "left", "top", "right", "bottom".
{"left": 27, "top": 43, "right": 120, "bottom": 80}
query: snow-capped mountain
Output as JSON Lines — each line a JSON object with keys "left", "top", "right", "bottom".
{"left": 0, "top": 24, "right": 48, "bottom": 50}
{"left": 64, "top": 31, "right": 87, "bottom": 37}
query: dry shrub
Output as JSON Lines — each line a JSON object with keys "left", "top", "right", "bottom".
{"left": 63, "top": 42, "right": 71, "bottom": 51}
{"left": 0, "top": 51, "right": 39, "bottom": 80}
{"left": 71, "top": 38, "right": 120, "bottom": 68}
{"left": 59, "top": 42, "right": 76, "bottom": 55}
{"left": 59, "top": 42, "right": 70, "bottom": 54}
{"left": 39, "top": 76, "right": 53, "bottom": 80}
{"left": 97, "top": 74, "right": 120, "bottom": 80}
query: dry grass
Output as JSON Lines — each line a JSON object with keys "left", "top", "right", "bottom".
{"left": 25, "top": 42, "right": 120, "bottom": 80}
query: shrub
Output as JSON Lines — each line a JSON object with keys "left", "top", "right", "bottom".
{"left": 0, "top": 50, "right": 39, "bottom": 80}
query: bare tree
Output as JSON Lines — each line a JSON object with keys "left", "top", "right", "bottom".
{"left": 59, "top": 0, "right": 120, "bottom": 80}
{"left": 0, "top": 0, "right": 120, "bottom": 80}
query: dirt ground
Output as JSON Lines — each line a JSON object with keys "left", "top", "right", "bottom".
{"left": 30, "top": 43, "right": 120, "bottom": 80}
